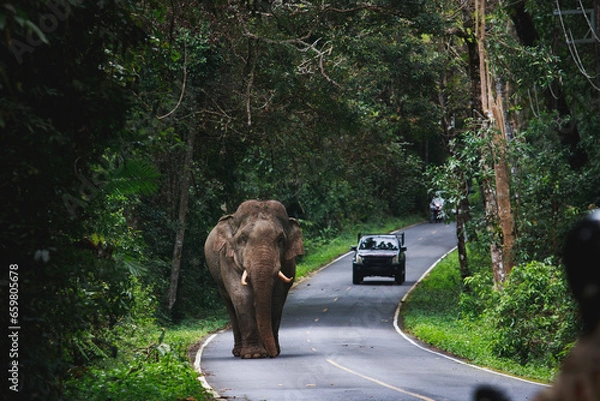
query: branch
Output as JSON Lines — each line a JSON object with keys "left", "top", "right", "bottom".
{"left": 246, "top": 62, "right": 255, "bottom": 127}
{"left": 157, "top": 37, "right": 188, "bottom": 120}
{"left": 555, "top": 0, "right": 600, "bottom": 91}
{"left": 322, "top": 4, "right": 388, "bottom": 14}
{"left": 307, "top": 39, "right": 342, "bottom": 89}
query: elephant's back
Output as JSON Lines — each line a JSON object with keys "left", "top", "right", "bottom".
{"left": 204, "top": 226, "right": 220, "bottom": 269}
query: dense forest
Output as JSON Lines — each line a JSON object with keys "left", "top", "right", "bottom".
{"left": 2, "top": 0, "right": 599, "bottom": 399}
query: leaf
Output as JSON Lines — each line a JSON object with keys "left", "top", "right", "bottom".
{"left": 119, "top": 254, "right": 147, "bottom": 277}
{"left": 25, "top": 20, "right": 49, "bottom": 44}
{"left": 156, "top": 343, "right": 171, "bottom": 356}
{"left": 170, "top": 50, "right": 181, "bottom": 63}
{"left": 102, "top": 159, "right": 160, "bottom": 197}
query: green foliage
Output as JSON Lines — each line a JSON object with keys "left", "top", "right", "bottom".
{"left": 511, "top": 113, "right": 590, "bottom": 262}
{"left": 427, "top": 128, "right": 490, "bottom": 217}
{"left": 67, "top": 354, "right": 207, "bottom": 401}
{"left": 64, "top": 327, "right": 210, "bottom": 401}
{"left": 490, "top": 261, "right": 580, "bottom": 367}
{"left": 5, "top": 0, "right": 600, "bottom": 398}
{"left": 458, "top": 244, "right": 496, "bottom": 317}
{"left": 457, "top": 248, "right": 580, "bottom": 370}
{"left": 403, "top": 250, "right": 577, "bottom": 382}
{"left": 64, "top": 283, "right": 225, "bottom": 401}
{"left": 0, "top": 1, "right": 157, "bottom": 398}
{"left": 96, "top": 157, "right": 161, "bottom": 198}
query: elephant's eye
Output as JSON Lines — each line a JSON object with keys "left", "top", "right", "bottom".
{"left": 239, "top": 234, "right": 248, "bottom": 244}
{"left": 277, "top": 235, "right": 285, "bottom": 247}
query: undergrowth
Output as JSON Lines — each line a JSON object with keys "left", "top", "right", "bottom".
{"left": 401, "top": 248, "right": 580, "bottom": 383}
{"left": 64, "top": 278, "right": 228, "bottom": 401}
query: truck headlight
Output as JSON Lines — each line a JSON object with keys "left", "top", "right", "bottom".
{"left": 392, "top": 255, "right": 399, "bottom": 264}
{"left": 355, "top": 255, "right": 364, "bottom": 264}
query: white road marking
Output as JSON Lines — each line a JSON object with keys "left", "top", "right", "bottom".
{"left": 194, "top": 332, "right": 227, "bottom": 400}
{"left": 195, "top": 227, "right": 546, "bottom": 400}
{"left": 393, "top": 247, "right": 547, "bottom": 387}
{"left": 326, "top": 359, "right": 437, "bottom": 401}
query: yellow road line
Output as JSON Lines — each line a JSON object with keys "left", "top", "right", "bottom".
{"left": 326, "top": 359, "right": 437, "bottom": 401}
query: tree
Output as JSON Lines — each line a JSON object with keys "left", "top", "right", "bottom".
{"left": 475, "top": 0, "right": 516, "bottom": 287}
{"left": 167, "top": 132, "right": 195, "bottom": 312}
{"left": 440, "top": 0, "right": 517, "bottom": 288}
{"left": 1, "top": 1, "right": 149, "bottom": 398}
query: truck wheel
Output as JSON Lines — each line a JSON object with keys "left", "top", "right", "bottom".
{"left": 395, "top": 266, "right": 406, "bottom": 284}
{"left": 353, "top": 266, "right": 362, "bottom": 284}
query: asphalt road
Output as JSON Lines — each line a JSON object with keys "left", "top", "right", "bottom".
{"left": 197, "top": 222, "right": 546, "bottom": 401}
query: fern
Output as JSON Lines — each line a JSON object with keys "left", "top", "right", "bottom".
{"left": 102, "top": 159, "right": 160, "bottom": 197}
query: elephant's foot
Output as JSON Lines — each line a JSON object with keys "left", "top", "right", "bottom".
{"left": 240, "top": 344, "right": 269, "bottom": 359}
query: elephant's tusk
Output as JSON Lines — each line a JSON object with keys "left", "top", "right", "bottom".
{"left": 278, "top": 270, "right": 294, "bottom": 284}
{"left": 241, "top": 270, "right": 249, "bottom": 286}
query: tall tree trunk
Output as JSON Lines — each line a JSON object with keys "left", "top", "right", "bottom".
{"left": 167, "top": 132, "right": 195, "bottom": 313}
{"left": 490, "top": 84, "right": 516, "bottom": 281}
{"left": 473, "top": 0, "right": 515, "bottom": 288}
{"left": 468, "top": 0, "right": 502, "bottom": 286}
{"left": 480, "top": 173, "right": 505, "bottom": 286}
{"left": 456, "top": 183, "right": 471, "bottom": 281}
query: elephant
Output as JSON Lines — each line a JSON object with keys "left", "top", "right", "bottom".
{"left": 204, "top": 200, "right": 304, "bottom": 359}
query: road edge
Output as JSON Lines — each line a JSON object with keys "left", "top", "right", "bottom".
{"left": 192, "top": 248, "right": 358, "bottom": 399}
{"left": 195, "top": 222, "right": 545, "bottom": 399}
{"left": 193, "top": 332, "right": 227, "bottom": 400}
{"left": 392, "top": 247, "right": 548, "bottom": 387}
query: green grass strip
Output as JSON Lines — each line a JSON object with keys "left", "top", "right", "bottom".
{"left": 400, "top": 250, "right": 554, "bottom": 383}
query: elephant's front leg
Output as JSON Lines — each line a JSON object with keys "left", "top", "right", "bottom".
{"left": 230, "top": 285, "right": 269, "bottom": 359}
{"left": 218, "top": 288, "right": 243, "bottom": 358}
{"left": 236, "top": 303, "right": 269, "bottom": 358}
{"left": 271, "top": 281, "right": 292, "bottom": 355}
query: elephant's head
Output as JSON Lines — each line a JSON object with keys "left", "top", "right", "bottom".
{"left": 212, "top": 200, "right": 304, "bottom": 357}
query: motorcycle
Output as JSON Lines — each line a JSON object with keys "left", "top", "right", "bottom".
{"left": 430, "top": 198, "right": 445, "bottom": 223}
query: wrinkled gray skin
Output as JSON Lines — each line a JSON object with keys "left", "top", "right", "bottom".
{"left": 204, "top": 200, "right": 304, "bottom": 359}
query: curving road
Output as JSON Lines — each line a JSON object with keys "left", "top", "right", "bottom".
{"left": 197, "top": 222, "right": 545, "bottom": 400}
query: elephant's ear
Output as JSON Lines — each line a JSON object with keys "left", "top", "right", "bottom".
{"left": 285, "top": 218, "right": 304, "bottom": 260}
{"left": 213, "top": 215, "right": 234, "bottom": 255}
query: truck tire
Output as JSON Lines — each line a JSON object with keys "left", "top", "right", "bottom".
{"left": 353, "top": 266, "right": 362, "bottom": 284}
{"left": 395, "top": 266, "right": 406, "bottom": 285}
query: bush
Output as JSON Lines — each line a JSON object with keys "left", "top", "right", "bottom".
{"left": 458, "top": 244, "right": 496, "bottom": 318}
{"left": 490, "top": 261, "right": 580, "bottom": 367}
{"left": 459, "top": 271, "right": 495, "bottom": 318}
{"left": 65, "top": 345, "right": 207, "bottom": 401}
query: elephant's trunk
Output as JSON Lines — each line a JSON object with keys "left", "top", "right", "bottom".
{"left": 252, "top": 265, "right": 280, "bottom": 358}
{"left": 255, "top": 289, "right": 279, "bottom": 357}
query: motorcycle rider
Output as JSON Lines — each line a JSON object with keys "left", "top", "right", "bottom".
{"left": 429, "top": 192, "right": 445, "bottom": 222}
